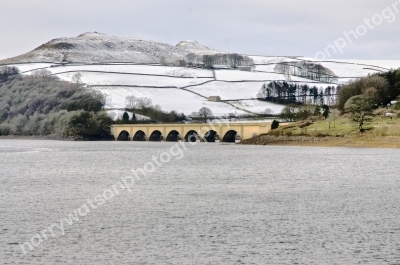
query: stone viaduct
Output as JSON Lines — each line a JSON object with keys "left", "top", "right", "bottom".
{"left": 111, "top": 121, "right": 273, "bottom": 142}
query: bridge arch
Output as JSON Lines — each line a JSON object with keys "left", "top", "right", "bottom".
{"left": 184, "top": 130, "right": 200, "bottom": 142}
{"left": 166, "top": 130, "right": 181, "bottom": 142}
{"left": 185, "top": 130, "right": 200, "bottom": 143}
{"left": 222, "top": 130, "right": 240, "bottom": 143}
{"left": 117, "top": 130, "right": 130, "bottom": 141}
{"left": 203, "top": 130, "right": 217, "bottom": 142}
{"left": 133, "top": 130, "right": 146, "bottom": 141}
{"left": 149, "top": 130, "right": 163, "bottom": 141}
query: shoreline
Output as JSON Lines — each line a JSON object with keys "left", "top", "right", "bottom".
{"left": 2, "top": 135, "right": 400, "bottom": 148}
{"left": 0, "top": 135, "right": 114, "bottom": 141}
{"left": 239, "top": 135, "right": 400, "bottom": 148}
{"left": 0, "top": 135, "right": 70, "bottom": 141}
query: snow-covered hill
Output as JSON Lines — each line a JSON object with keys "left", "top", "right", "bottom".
{"left": 0, "top": 32, "right": 208, "bottom": 64}
{"left": 2, "top": 33, "right": 400, "bottom": 116}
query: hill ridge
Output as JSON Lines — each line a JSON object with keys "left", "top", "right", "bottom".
{"left": 0, "top": 32, "right": 219, "bottom": 64}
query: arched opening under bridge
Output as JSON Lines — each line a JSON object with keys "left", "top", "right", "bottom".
{"left": 117, "top": 130, "right": 130, "bottom": 141}
{"left": 203, "top": 130, "right": 217, "bottom": 142}
{"left": 222, "top": 130, "right": 241, "bottom": 143}
{"left": 166, "top": 130, "right": 181, "bottom": 142}
{"left": 133, "top": 130, "right": 146, "bottom": 141}
{"left": 149, "top": 130, "right": 163, "bottom": 141}
{"left": 184, "top": 130, "right": 200, "bottom": 142}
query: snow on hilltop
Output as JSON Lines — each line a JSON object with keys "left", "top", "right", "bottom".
{"left": 175, "top": 40, "right": 218, "bottom": 54}
{"left": 0, "top": 32, "right": 218, "bottom": 64}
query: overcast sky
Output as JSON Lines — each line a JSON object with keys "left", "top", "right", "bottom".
{"left": 1, "top": 0, "right": 399, "bottom": 60}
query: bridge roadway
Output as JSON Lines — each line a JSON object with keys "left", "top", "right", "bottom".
{"left": 111, "top": 121, "right": 273, "bottom": 142}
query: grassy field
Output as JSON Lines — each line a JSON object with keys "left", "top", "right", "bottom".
{"left": 274, "top": 113, "right": 400, "bottom": 138}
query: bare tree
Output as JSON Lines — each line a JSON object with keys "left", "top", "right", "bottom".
{"left": 160, "top": 56, "right": 167, "bottom": 66}
{"left": 125, "top": 95, "right": 138, "bottom": 110}
{"left": 197, "top": 107, "right": 213, "bottom": 122}
{"left": 137, "top": 97, "right": 153, "bottom": 109}
{"left": 186, "top": 53, "right": 196, "bottom": 66}
{"left": 327, "top": 109, "right": 340, "bottom": 129}
{"left": 71, "top": 73, "right": 82, "bottom": 87}
{"left": 190, "top": 111, "right": 198, "bottom": 118}
{"left": 202, "top": 55, "right": 214, "bottom": 69}
{"left": 32, "top": 69, "right": 52, "bottom": 78}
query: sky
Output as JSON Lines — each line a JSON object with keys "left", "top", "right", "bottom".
{"left": 1, "top": 0, "right": 400, "bottom": 60}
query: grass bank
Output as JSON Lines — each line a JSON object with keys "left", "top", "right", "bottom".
{"left": 240, "top": 115, "right": 400, "bottom": 148}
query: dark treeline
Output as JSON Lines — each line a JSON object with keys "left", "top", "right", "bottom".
{"left": 257, "top": 81, "right": 340, "bottom": 106}
{"left": 202, "top": 53, "right": 254, "bottom": 69}
{"left": 0, "top": 66, "right": 112, "bottom": 139}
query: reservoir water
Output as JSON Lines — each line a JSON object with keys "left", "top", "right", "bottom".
{"left": 0, "top": 140, "right": 399, "bottom": 264}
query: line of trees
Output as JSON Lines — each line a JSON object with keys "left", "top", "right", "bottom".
{"left": 274, "top": 61, "right": 338, "bottom": 83}
{"left": 202, "top": 53, "right": 254, "bottom": 69}
{"left": 257, "top": 81, "right": 340, "bottom": 105}
{"left": 190, "top": 107, "right": 214, "bottom": 123}
{"left": 0, "top": 66, "right": 112, "bottom": 139}
{"left": 123, "top": 95, "right": 186, "bottom": 123}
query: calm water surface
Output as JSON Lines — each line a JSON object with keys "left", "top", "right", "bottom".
{"left": 0, "top": 140, "right": 400, "bottom": 264}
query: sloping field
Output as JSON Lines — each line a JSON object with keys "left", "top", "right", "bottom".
{"left": 92, "top": 86, "right": 247, "bottom": 116}
{"left": 187, "top": 81, "right": 266, "bottom": 100}
{"left": 55, "top": 72, "right": 213, "bottom": 87}
{"left": 215, "top": 70, "right": 285, "bottom": 81}
{"left": 215, "top": 69, "right": 329, "bottom": 83}
{"left": 30, "top": 64, "right": 214, "bottom": 78}
{"left": 228, "top": 100, "right": 285, "bottom": 114}
{"left": 7, "top": 63, "right": 56, "bottom": 72}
